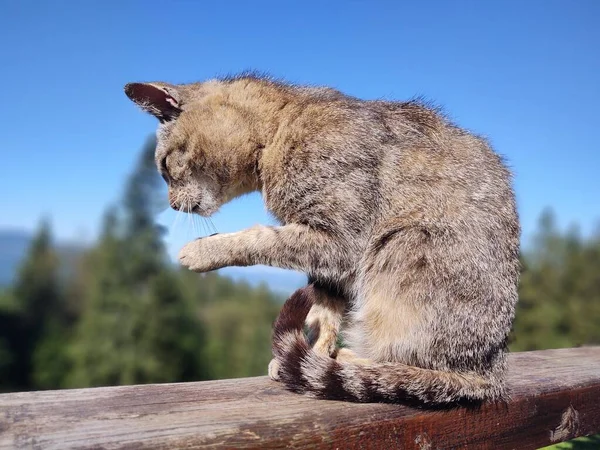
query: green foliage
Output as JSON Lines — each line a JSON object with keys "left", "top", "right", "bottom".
{"left": 540, "top": 434, "right": 600, "bottom": 449}
{"left": 31, "top": 320, "right": 72, "bottom": 389}
{"left": 12, "top": 218, "right": 61, "bottom": 327}
{"left": 0, "top": 219, "right": 70, "bottom": 391}
{"left": 511, "top": 209, "right": 600, "bottom": 351}
{"left": 0, "top": 291, "right": 18, "bottom": 391}
{"left": 67, "top": 138, "right": 211, "bottom": 387}
{"left": 200, "top": 280, "right": 280, "bottom": 379}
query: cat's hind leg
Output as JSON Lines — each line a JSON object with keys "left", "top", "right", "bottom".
{"left": 306, "top": 283, "right": 346, "bottom": 358}
{"left": 334, "top": 348, "right": 371, "bottom": 365}
{"left": 269, "top": 283, "right": 346, "bottom": 381}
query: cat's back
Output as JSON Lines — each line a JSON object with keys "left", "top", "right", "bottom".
{"left": 264, "top": 84, "right": 518, "bottom": 250}
{"left": 368, "top": 99, "right": 517, "bottom": 228}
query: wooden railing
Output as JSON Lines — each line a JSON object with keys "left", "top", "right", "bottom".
{"left": 1, "top": 347, "right": 599, "bottom": 449}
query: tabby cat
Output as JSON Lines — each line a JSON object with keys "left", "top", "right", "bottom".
{"left": 124, "top": 73, "right": 520, "bottom": 404}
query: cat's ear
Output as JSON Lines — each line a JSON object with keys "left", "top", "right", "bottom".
{"left": 124, "top": 82, "right": 183, "bottom": 122}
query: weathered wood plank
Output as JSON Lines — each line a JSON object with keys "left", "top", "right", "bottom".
{"left": 1, "top": 347, "right": 600, "bottom": 449}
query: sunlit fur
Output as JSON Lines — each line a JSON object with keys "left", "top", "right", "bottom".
{"left": 125, "top": 73, "right": 520, "bottom": 405}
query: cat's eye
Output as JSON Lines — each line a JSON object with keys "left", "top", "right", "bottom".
{"left": 159, "top": 156, "right": 170, "bottom": 184}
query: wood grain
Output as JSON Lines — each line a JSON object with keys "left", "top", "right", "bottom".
{"left": 1, "top": 347, "right": 600, "bottom": 449}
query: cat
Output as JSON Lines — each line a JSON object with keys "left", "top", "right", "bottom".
{"left": 124, "top": 72, "right": 520, "bottom": 405}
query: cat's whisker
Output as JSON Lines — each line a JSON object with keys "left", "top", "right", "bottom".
{"left": 174, "top": 198, "right": 187, "bottom": 233}
{"left": 174, "top": 195, "right": 183, "bottom": 230}
{"left": 195, "top": 214, "right": 204, "bottom": 238}
{"left": 207, "top": 217, "right": 218, "bottom": 234}
{"left": 190, "top": 205, "right": 199, "bottom": 238}
{"left": 190, "top": 204, "right": 196, "bottom": 238}
{"left": 203, "top": 217, "right": 209, "bottom": 236}
{"left": 169, "top": 210, "right": 177, "bottom": 231}
{"left": 187, "top": 198, "right": 199, "bottom": 239}
{"left": 197, "top": 215, "right": 204, "bottom": 236}
{"left": 172, "top": 209, "right": 182, "bottom": 231}
{"left": 172, "top": 209, "right": 183, "bottom": 232}
{"left": 183, "top": 198, "right": 192, "bottom": 238}
{"left": 194, "top": 214, "right": 203, "bottom": 236}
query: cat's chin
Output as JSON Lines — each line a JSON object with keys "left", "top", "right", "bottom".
{"left": 170, "top": 203, "right": 218, "bottom": 218}
{"left": 192, "top": 204, "right": 220, "bottom": 218}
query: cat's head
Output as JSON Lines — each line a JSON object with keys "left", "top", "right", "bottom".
{"left": 124, "top": 81, "right": 262, "bottom": 217}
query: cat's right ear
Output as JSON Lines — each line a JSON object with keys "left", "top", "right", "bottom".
{"left": 124, "top": 82, "right": 183, "bottom": 123}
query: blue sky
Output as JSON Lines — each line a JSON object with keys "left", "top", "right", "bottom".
{"left": 1, "top": 1, "right": 599, "bottom": 288}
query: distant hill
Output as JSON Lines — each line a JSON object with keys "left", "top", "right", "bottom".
{"left": 0, "top": 229, "right": 306, "bottom": 294}
{"left": 0, "top": 229, "right": 84, "bottom": 286}
{"left": 219, "top": 266, "right": 306, "bottom": 296}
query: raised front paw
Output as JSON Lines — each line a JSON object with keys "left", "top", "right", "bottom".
{"left": 178, "top": 237, "right": 224, "bottom": 273}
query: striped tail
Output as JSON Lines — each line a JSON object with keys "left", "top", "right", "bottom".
{"left": 272, "top": 285, "right": 506, "bottom": 405}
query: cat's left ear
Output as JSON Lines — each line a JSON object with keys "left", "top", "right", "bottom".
{"left": 124, "top": 82, "right": 183, "bottom": 122}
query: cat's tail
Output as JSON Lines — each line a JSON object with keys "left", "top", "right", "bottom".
{"left": 272, "top": 286, "right": 505, "bottom": 405}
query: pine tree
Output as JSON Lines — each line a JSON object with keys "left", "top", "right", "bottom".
{"left": 68, "top": 137, "right": 210, "bottom": 387}
{"left": 0, "top": 289, "right": 18, "bottom": 391}
{"left": 67, "top": 208, "right": 132, "bottom": 387}
{"left": 138, "top": 270, "right": 210, "bottom": 382}
{"left": 200, "top": 278, "right": 281, "bottom": 379}
{"left": 8, "top": 219, "right": 66, "bottom": 390}
{"left": 511, "top": 209, "right": 600, "bottom": 351}
{"left": 13, "top": 219, "right": 61, "bottom": 330}
{"left": 122, "top": 136, "right": 168, "bottom": 283}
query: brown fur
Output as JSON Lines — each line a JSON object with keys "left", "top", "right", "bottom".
{"left": 124, "top": 73, "right": 520, "bottom": 405}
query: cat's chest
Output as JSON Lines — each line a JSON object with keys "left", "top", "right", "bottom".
{"left": 261, "top": 167, "right": 318, "bottom": 224}
{"left": 261, "top": 183, "right": 307, "bottom": 225}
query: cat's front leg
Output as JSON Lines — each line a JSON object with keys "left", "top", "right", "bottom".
{"left": 178, "top": 230, "right": 248, "bottom": 273}
{"left": 178, "top": 223, "right": 349, "bottom": 278}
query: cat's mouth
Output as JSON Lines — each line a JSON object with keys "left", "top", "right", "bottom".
{"left": 171, "top": 201, "right": 217, "bottom": 218}
{"left": 168, "top": 187, "right": 220, "bottom": 217}
{"left": 169, "top": 200, "right": 200, "bottom": 214}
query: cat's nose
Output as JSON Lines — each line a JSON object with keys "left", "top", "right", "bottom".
{"left": 168, "top": 191, "right": 180, "bottom": 211}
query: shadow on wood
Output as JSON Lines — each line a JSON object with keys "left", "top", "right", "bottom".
{"left": 1, "top": 347, "right": 600, "bottom": 449}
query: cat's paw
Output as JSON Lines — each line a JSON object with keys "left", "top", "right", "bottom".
{"left": 178, "top": 238, "right": 221, "bottom": 272}
{"left": 268, "top": 358, "right": 281, "bottom": 381}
